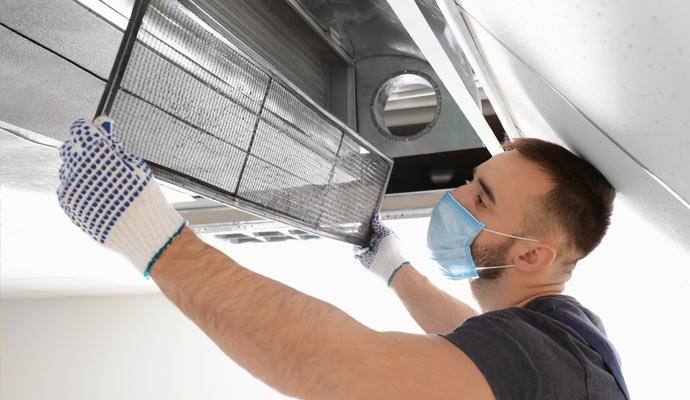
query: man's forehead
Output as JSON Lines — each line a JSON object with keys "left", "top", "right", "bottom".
{"left": 477, "top": 151, "right": 553, "bottom": 200}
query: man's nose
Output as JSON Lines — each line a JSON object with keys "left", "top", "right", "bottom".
{"left": 449, "top": 186, "right": 469, "bottom": 208}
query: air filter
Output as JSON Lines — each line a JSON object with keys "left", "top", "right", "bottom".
{"left": 96, "top": 0, "right": 393, "bottom": 245}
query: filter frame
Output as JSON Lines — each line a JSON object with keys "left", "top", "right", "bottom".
{"left": 96, "top": 0, "right": 393, "bottom": 246}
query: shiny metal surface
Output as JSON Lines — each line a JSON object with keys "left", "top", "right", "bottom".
{"left": 292, "top": 0, "right": 476, "bottom": 71}
{"left": 415, "top": 0, "right": 476, "bottom": 93}
{"left": 283, "top": 0, "right": 355, "bottom": 63}
{"left": 294, "top": 0, "right": 477, "bottom": 97}
{"left": 0, "top": 25, "right": 105, "bottom": 142}
{"left": 291, "top": 0, "right": 484, "bottom": 158}
{"left": 374, "top": 72, "right": 439, "bottom": 139}
{"left": 185, "top": 0, "right": 344, "bottom": 109}
{"left": 0, "top": 0, "right": 121, "bottom": 141}
{"left": 0, "top": 0, "right": 122, "bottom": 79}
{"left": 77, "top": 0, "right": 355, "bottom": 120}
{"left": 356, "top": 55, "right": 482, "bottom": 156}
{"left": 387, "top": 0, "right": 503, "bottom": 155}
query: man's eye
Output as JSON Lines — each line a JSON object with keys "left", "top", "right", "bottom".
{"left": 477, "top": 195, "right": 486, "bottom": 208}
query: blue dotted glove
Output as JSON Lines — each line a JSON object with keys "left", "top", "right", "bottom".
{"left": 354, "top": 215, "right": 409, "bottom": 286}
{"left": 57, "top": 117, "right": 186, "bottom": 277}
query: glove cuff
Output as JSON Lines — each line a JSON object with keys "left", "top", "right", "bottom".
{"left": 104, "top": 181, "right": 186, "bottom": 275}
{"left": 369, "top": 236, "right": 409, "bottom": 285}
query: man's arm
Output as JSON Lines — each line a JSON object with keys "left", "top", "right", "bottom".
{"left": 389, "top": 264, "right": 479, "bottom": 334}
{"left": 354, "top": 218, "right": 478, "bottom": 334}
{"left": 152, "top": 228, "right": 493, "bottom": 399}
{"left": 57, "top": 118, "right": 491, "bottom": 398}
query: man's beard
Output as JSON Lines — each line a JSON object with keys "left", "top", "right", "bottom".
{"left": 470, "top": 237, "right": 515, "bottom": 282}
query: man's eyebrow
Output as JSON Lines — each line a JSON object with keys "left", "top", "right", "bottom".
{"left": 473, "top": 166, "right": 496, "bottom": 206}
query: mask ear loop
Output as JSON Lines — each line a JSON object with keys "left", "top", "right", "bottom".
{"left": 482, "top": 228, "right": 541, "bottom": 242}
{"left": 476, "top": 264, "right": 515, "bottom": 270}
{"left": 473, "top": 229, "right": 541, "bottom": 271}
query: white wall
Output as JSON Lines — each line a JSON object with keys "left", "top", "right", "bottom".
{"left": 0, "top": 294, "right": 291, "bottom": 399}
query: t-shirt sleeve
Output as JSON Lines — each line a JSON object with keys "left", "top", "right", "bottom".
{"left": 441, "top": 309, "right": 585, "bottom": 400}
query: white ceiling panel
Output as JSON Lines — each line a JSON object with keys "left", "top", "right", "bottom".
{"left": 0, "top": 127, "right": 193, "bottom": 299}
{"left": 451, "top": 0, "right": 690, "bottom": 197}
{"left": 427, "top": 0, "right": 690, "bottom": 250}
{"left": 0, "top": 0, "right": 122, "bottom": 79}
{"left": 0, "top": 25, "right": 104, "bottom": 142}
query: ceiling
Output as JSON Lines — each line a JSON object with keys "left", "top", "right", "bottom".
{"left": 391, "top": 0, "right": 690, "bottom": 253}
{"left": 0, "top": 125, "right": 161, "bottom": 298}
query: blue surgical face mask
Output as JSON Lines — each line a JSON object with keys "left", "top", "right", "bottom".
{"left": 426, "top": 192, "right": 540, "bottom": 280}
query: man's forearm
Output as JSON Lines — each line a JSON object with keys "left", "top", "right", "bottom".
{"left": 390, "top": 264, "right": 478, "bottom": 333}
{"left": 150, "top": 228, "right": 378, "bottom": 399}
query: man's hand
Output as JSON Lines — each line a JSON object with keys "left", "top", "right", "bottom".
{"left": 353, "top": 218, "right": 478, "bottom": 333}
{"left": 57, "top": 117, "right": 186, "bottom": 276}
{"left": 354, "top": 215, "right": 410, "bottom": 286}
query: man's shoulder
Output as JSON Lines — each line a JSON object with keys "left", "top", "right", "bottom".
{"left": 442, "top": 294, "right": 592, "bottom": 356}
{"left": 454, "top": 294, "right": 607, "bottom": 338}
{"left": 440, "top": 295, "right": 621, "bottom": 399}
{"left": 523, "top": 294, "right": 584, "bottom": 312}
{"left": 449, "top": 295, "right": 589, "bottom": 328}
{"left": 523, "top": 294, "right": 607, "bottom": 334}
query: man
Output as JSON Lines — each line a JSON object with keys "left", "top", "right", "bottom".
{"left": 58, "top": 117, "right": 623, "bottom": 399}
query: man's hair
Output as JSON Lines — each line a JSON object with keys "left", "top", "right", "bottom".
{"left": 502, "top": 138, "right": 615, "bottom": 269}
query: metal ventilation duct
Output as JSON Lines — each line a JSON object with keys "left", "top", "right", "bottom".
{"left": 289, "top": 0, "right": 485, "bottom": 159}
{"left": 98, "top": 0, "right": 393, "bottom": 245}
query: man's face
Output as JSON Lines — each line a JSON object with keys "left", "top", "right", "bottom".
{"left": 448, "top": 150, "right": 554, "bottom": 281}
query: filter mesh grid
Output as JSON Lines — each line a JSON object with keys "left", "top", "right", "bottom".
{"left": 100, "top": 0, "right": 392, "bottom": 245}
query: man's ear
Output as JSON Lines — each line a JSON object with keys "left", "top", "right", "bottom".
{"left": 513, "top": 243, "right": 557, "bottom": 272}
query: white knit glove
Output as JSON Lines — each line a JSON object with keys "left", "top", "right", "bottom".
{"left": 57, "top": 117, "right": 186, "bottom": 277}
{"left": 354, "top": 216, "right": 409, "bottom": 286}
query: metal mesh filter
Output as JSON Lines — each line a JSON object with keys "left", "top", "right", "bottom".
{"left": 97, "top": 0, "right": 393, "bottom": 245}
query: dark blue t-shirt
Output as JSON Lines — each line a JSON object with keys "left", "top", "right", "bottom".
{"left": 442, "top": 295, "right": 626, "bottom": 399}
